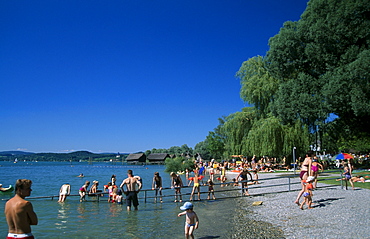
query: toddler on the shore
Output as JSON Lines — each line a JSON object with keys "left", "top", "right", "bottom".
{"left": 300, "top": 176, "right": 315, "bottom": 210}
{"left": 178, "top": 202, "right": 199, "bottom": 239}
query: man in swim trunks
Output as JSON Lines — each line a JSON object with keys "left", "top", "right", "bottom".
{"left": 5, "top": 179, "right": 38, "bottom": 239}
{"left": 120, "top": 170, "right": 142, "bottom": 211}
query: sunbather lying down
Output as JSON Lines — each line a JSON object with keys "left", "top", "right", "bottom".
{"left": 336, "top": 176, "right": 366, "bottom": 183}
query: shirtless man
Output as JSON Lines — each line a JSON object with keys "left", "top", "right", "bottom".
{"left": 5, "top": 179, "right": 38, "bottom": 239}
{"left": 120, "top": 170, "right": 142, "bottom": 211}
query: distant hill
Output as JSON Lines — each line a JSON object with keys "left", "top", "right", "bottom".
{"left": 0, "top": 150, "right": 128, "bottom": 162}
{"left": 0, "top": 151, "right": 35, "bottom": 156}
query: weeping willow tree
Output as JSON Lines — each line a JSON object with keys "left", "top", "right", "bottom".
{"left": 219, "top": 107, "right": 255, "bottom": 158}
{"left": 236, "top": 56, "right": 279, "bottom": 118}
{"left": 245, "top": 116, "right": 284, "bottom": 157}
{"left": 282, "top": 120, "right": 310, "bottom": 158}
{"left": 245, "top": 116, "right": 309, "bottom": 160}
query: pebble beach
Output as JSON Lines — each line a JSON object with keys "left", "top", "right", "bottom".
{"left": 227, "top": 171, "right": 370, "bottom": 239}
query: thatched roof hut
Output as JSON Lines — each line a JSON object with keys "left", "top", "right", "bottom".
{"left": 147, "top": 153, "right": 170, "bottom": 162}
{"left": 126, "top": 153, "right": 146, "bottom": 162}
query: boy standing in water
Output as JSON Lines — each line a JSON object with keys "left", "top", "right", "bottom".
{"left": 178, "top": 202, "right": 199, "bottom": 239}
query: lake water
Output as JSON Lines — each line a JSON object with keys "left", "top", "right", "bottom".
{"left": 0, "top": 161, "right": 244, "bottom": 238}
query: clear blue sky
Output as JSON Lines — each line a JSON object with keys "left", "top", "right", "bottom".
{"left": 0, "top": 0, "right": 309, "bottom": 153}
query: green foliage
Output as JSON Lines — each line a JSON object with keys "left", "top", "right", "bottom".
{"left": 194, "top": 140, "right": 211, "bottom": 160}
{"left": 164, "top": 157, "right": 194, "bottom": 174}
{"left": 245, "top": 116, "right": 284, "bottom": 157}
{"left": 221, "top": 108, "right": 255, "bottom": 158}
{"left": 148, "top": 144, "right": 194, "bottom": 156}
{"left": 236, "top": 56, "right": 279, "bottom": 117}
{"left": 263, "top": 0, "right": 370, "bottom": 151}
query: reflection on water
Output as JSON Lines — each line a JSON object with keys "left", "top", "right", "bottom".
{"left": 56, "top": 203, "right": 69, "bottom": 230}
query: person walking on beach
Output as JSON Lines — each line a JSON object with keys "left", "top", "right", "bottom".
{"left": 152, "top": 172, "right": 163, "bottom": 203}
{"left": 178, "top": 202, "right": 199, "bottom": 239}
{"left": 120, "top": 169, "right": 142, "bottom": 210}
{"left": 79, "top": 181, "right": 90, "bottom": 202}
{"left": 300, "top": 176, "right": 315, "bottom": 210}
{"left": 294, "top": 154, "right": 312, "bottom": 205}
{"left": 5, "top": 179, "right": 38, "bottom": 239}
{"left": 311, "top": 157, "right": 324, "bottom": 188}
{"left": 171, "top": 172, "right": 183, "bottom": 202}
{"left": 343, "top": 163, "right": 354, "bottom": 190}
{"left": 237, "top": 168, "right": 253, "bottom": 196}
{"left": 58, "top": 183, "right": 71, "bottom": 202}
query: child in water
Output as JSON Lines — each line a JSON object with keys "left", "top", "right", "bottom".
{"left": 178, "top": 202, "right": 199, "bottom": 239}
{"left": 300, "top": 176, "right": 315, "bottom": 210}
{"left": 207, "top": 179, "right": 216, "bottom": 200}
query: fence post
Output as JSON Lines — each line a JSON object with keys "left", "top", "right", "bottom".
{"left": 340, "top": 171, "right": 343, "bottom": 189}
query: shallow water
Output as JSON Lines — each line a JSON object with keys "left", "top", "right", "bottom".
{"left": 0, "top": 161, "right": 243, "bottom": 238}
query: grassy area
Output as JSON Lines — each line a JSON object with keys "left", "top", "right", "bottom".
{"left": 319, "top": 171, "right": 370, "bottom": 190}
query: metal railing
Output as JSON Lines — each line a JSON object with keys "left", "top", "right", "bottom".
{"left": 3, "top": 170, "right": 344, "bottom": 202}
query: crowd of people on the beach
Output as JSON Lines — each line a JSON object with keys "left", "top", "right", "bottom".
{"left": 4, "top": 153, "right": 369, "bottom": 239}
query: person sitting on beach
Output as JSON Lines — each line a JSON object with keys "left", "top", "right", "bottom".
{"left": 300, "top": 176, "right": 315, "bottom": 210}
{"left": 58, "top": 183, "right": 71, "bottom": 203}
{"left": 206, "top": 179, "right": 216, "bottom": 200}
{"left": 178, "top": 202, "right": 199, "bottom": 239}
{"left": 79, "top": 181, "right": 90, "bottom": 202}
{"left": 252, "top": 170, "right": 259, "bottom": 184}
{"left": 232, "top": 178, "right": 239, "bottom": 186}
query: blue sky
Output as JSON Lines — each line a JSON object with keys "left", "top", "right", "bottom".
{"left": 0, "top": 0, "right": 309, "bottom": 153}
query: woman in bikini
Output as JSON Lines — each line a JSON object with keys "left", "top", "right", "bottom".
{"left": 311, "top": 157, "right": 324, "bottom": 188}
{"left": 294, "top": 154, "right": 312, "bottom": 205}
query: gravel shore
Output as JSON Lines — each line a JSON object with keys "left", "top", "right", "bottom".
{"left": 227, "top": 171, "right": 370, "bottom": 239}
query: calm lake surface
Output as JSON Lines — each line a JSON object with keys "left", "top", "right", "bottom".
{"left": 0, "top": 161, "right": 242, "bottom": 238}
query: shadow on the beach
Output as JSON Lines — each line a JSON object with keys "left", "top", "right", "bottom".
{"left": 313, "top": 197, "right": 345, "bottom": 208}
{"left": 199, "top": 236, "right": 220, "bottom": 239}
